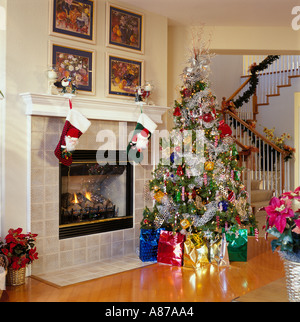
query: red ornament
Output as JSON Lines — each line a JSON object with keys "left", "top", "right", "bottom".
{"left": 235, "top": 215, "right": 241, "bottom": 225}
{"left": 228, "top": 191, "right": 235, "bottom": 202}
{"left": 173, "top": 106, "right": 181, "bottom": 117}
{"left": 176, "top": 165, "right": 184, "bottom": 176}
{"left": 203, "top": 113, "right": 214, "bottom": 123}
{"left": 182, "top": 88, "right": 191, "bottom": 98}
{"left": 218, "top": 120, "right": 232, "bottom": 138}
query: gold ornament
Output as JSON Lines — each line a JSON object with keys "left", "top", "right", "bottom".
{"left": 180, "top": 218, "right": 190, "bottom": 229}
{"left": 154, "top": 190, "right": 165, "bottom": 202}
{"left": 204, "top": 161, "right": 214, "bottom": 171}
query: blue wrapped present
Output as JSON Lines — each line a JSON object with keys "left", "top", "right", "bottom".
{"left": 139, "top": 228, "right": 164, "bottom": 262}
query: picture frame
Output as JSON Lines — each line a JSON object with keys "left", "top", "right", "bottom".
{"left": 50, "top": 41, "right": 95, "bottom": 95}
{"left": 106, "top": 53, "right": 144, "bottom": 99}
{"left": 49, "top": 0, "right": 96, "bottom": 44}
{"left": 106, "top": 2, "right": 144, "bottom": 54}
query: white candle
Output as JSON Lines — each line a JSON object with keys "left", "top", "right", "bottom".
{"left": 144, "top": 84, "right": 152, "bottom": 91}
{"left": 48, "top": 70, "right": 57, "bottom": 79}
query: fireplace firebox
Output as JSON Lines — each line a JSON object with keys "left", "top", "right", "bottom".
{"left": 59, "top": 150, "right": 133, "bottom": 239}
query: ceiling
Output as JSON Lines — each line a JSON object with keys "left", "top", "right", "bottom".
{"left": 121, "top": 0, "right": 300, "bottom": 27}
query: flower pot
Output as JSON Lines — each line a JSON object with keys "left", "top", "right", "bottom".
{"left": 6, "top": 267, "right": 26, "bottom": 286}
{"left": 283, "top": 259, "right": 300, "bottom": 302}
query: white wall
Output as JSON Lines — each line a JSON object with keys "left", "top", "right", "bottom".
{"left": 255, "top": 77, "right": 300, "bottom": 148}
{"left": 0, "top": 0, "right": 6, "bottom": 235}
{"left": 1, "top": 0, "right": 168, "bottom": 236}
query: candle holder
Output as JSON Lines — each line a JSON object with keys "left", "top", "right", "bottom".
{"left": 47, "top": 66, "right": 59, "bottom": 95}
{"left": 134, "top": 82, "right": 154, "bottom": 105}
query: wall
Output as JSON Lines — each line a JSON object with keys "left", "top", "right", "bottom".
{"left": 167, "top": 25, "right": 243, "bottom": 130}
{"left": 1, "top": 0, "right": 168, "bottom": 236}
{"left": 0, "top": 0, "right": 6, "bottom": 235}
{"left": 295, "top": 92, "right": 300, "bottom": 187}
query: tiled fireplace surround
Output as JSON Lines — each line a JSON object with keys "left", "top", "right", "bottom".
{"left": 22, "top": 93, "right": 168, "bottom": 276}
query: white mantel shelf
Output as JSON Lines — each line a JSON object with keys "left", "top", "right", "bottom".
{"left": 21, "top": 93, "right": 169, "bottom": 124}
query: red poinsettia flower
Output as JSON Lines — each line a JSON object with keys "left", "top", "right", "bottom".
{"left": 265, "top": 197, "right": 294, "bottom": 233}
{"left": 28, "top": 248, "right": 38, "bottom": 261}
{"left": 281, "top": 187, "right": 300, "bottom": 200}
{"left": 0, "top": 227, "right": 39, "bottom": 270}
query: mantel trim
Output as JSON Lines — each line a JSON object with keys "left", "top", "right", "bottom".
{"left": 20, "top": 93, "right": 169, "bottom": 124}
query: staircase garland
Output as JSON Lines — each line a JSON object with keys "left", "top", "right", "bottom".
{"left": 233, "top": 55, "right": 280, "bottom": 109}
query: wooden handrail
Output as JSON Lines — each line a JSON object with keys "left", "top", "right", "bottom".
{"left": 223, "top": 109, "right": 288, "bottom": 155}
{"left": 226, "top": 76, "right": 251, "bottom": 102}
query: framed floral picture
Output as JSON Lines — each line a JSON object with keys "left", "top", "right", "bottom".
{"left": 106, "top": 3, "right": 144, "bottom": 54}
{"left": 51, "top": 42, "right": 95, "bottom": 95}
{"left": 49, "top": 0, "right": 96, "bottom": 44}
{"left": 106, "top": 53, "right": 144, "bottom": 98}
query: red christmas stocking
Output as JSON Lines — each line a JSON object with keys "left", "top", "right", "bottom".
{"left": 54, "top": 99, "right": 91, "bottom": 166}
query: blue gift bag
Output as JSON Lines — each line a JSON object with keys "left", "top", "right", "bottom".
{"left": 139, "top": 228, "right": 164, "bottom": 262}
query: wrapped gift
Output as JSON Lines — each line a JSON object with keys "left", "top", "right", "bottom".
{"left": 226, "top": 227, "right": 248, "bottom": 262}
{"left": 157, "top": 231, "right": 185, "bottom": 266}
{"left": 210, "top": 231, "right": 230, "bottom": 266}
{"left": 183, "top": 234, "right": 209, "bottom": 269}
{"left": 139, "top": 228, "right": 164, "bottom": 262}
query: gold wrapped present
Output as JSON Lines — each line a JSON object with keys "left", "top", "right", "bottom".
{"left": 183, "top": 234, "right": 209, "bottom": 269}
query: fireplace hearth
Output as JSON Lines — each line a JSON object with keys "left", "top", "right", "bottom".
{"left": 59, "top": 150, "right": 133, "bottom": 239}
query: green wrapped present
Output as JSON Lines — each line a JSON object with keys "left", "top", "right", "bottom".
{"left": 225, "top": 227, "right": 248, "bottom": 262}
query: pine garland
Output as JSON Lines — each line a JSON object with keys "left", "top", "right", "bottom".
{"left": 233, "top": 55, "right": 280, "bottom": 109}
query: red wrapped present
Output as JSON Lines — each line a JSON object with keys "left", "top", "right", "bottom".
{"left": 157, "top": 231, "right": 185, "bottom": 266}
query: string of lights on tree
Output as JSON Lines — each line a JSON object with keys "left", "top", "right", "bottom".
{"left": 142, "top": 43, "right": 258, "bottom": 241}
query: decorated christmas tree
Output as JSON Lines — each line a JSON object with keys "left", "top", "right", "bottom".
{"left": 142, "top": 42, "right": 257, "bottom": 244}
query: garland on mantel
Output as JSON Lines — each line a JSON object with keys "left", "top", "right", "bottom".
{"left": 233, "top": 55, "right": 280, "bottom": 109}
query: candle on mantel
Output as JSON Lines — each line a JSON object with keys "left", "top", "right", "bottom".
{"left": 48, "top": 69, "right": 57, "bottom": 80}
{"left": 144, "top": 84, "right": 152, "bottom": 91}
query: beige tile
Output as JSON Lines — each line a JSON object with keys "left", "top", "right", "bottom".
{"left": 32, "top": 116, "right": 45, "bottom": 132}
{"left": 60, "top": 250, "right": 74, "bottom": 268}
{"left": 74, "top": 248, "right": 86, "bottom": 265}
{"left": 60, "top": 238, "right": 73, "bottom": 252}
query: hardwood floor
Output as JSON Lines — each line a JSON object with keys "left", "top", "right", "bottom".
{"left": 0, "top": 237, "right": 286, "bottom": 302}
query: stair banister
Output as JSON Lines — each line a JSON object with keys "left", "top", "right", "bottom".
{"left": 222, "top": 108, "right": 289, "bottom": 196}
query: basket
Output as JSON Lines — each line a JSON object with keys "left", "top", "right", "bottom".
{"left": 284, "top": 260, "right": 300, "bottom": 302}
{"left": 6, "top": 267, "right": 26, "bottom": 286}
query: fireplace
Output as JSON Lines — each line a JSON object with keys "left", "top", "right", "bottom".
{"left": 59, "top": 150, "right": 133, "bottom": 239}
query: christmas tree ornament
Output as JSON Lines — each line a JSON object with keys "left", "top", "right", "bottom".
{"left": 180, "top": 218, "right": 190, "bottom": 230}
{"left": 127, "top": 112, "right": 157, "bottom": 163}
{"left": 54, "top": 99, "right": 91, "bottom": 166}
{"left": 173, "top": 106, "right": 181, "bottom": 116}
{"left": 154, "top": 190, "right": 165, "bottom": 203}
{"left": 203, "top": 112, "right": 214, "bottom": 123}
{"left": 176, "top": 165, "right": 184, "bottom": 176}
{"left": 228, "top": 191, "right": 236, "bottom": 203}
{"left": 204, "top": 161, "right": 214, "bottom": 171}
{"left": 218, "top": 120, "right": 232, "bottom": 138}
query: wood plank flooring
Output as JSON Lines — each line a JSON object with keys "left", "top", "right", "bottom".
{"left": 0, "top": 237, "right": 286, "bottom": 302}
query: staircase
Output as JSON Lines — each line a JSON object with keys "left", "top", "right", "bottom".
{"left": 221, "top": 55, "right": 300, "bottom": 234}
{"left": 249, "top": 179, "right": 272, "bottom": 236}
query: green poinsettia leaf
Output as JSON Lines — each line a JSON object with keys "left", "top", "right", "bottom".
{"left": 267, "top": 227, "right": 281, "bottom": 238}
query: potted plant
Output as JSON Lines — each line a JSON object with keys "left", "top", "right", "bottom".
{"left": 263, "top": 187, "right": 300, "bottom": 301}
{"left": 0, "top": 228, "right": 38, "bottom": 286}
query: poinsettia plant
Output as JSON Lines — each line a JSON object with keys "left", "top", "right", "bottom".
{"left": 0, "top": 228, "right": 38, "bottom": 270}
{"left": 263, "top": 187, "right": 300, "bottom": 262}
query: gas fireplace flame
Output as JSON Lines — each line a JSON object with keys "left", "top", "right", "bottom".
{"left": 85, "top": 192, "right": 92, "bottom": 201}
{"left": 73, "top": 193, "right": 79, "bottom": 204}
